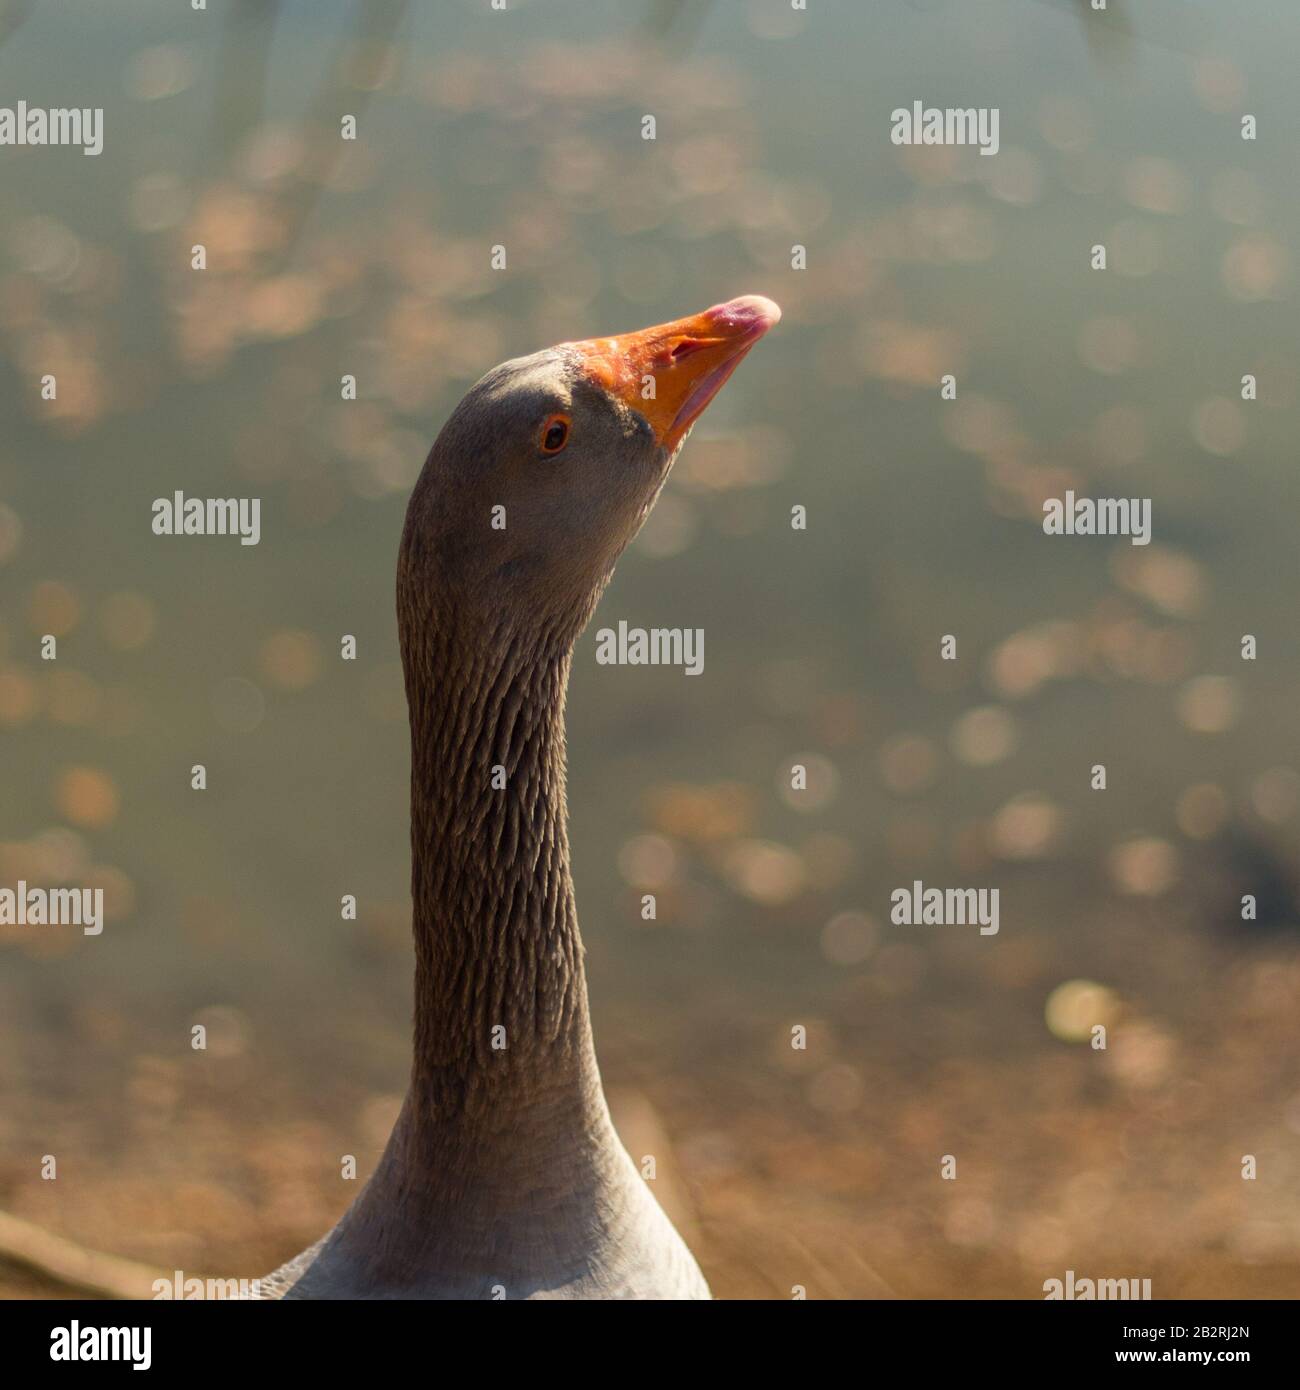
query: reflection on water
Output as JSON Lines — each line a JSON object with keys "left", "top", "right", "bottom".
{"left": 1, "top": 0, "right": 1298, "bottom": 1297}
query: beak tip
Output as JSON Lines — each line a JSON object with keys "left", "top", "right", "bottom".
{"left": 711, "top": 294, "right": 782, "bottom": 334}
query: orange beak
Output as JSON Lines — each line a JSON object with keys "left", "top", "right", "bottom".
{"left": 562, "top": 295, "right": 781, "bottom": 453}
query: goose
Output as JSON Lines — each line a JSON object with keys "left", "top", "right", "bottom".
{"left": 262, "top": 294, "right": 781, "bottom": 1300}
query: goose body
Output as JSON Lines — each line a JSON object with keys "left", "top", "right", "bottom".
{"left": 264, "top": 296, "right": 781, "bottom": 1300}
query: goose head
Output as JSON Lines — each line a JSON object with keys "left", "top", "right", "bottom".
{"left": 398, "top": 294, "right": 781, "bottom": 640}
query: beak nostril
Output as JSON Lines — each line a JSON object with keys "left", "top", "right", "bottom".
{"left": 670, "top": 339, "right": 705, "bottom": 363}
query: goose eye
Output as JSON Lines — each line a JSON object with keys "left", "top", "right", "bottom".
{"left": 540, "top": 414, "right": 570, "bottom": 455}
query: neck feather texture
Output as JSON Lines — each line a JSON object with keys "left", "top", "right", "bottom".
{"left": 404, "top": 611, "right": 592, "bottom": 1107}
{"left": 331, "top": 590, "right": 641, "bottom": 1289}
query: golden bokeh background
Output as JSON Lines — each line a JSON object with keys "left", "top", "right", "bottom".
{"left": 2, "top": 0, "right": 1298, "bottom": 1298}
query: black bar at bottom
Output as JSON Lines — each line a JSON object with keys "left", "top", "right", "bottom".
{"left": 1, "top": 1296, "right": 1281, "bottom": 1375}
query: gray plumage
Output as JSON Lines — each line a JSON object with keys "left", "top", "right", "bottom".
{"left": 263, "top": 350, "right": 705, "bottom": 1299}
{"left": 262, "top": 299, "right": 778, "bottom": 1299}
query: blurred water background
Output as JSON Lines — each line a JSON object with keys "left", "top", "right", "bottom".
{"left": 2, "top": 0, "right": 1299, "bottom": 1297}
